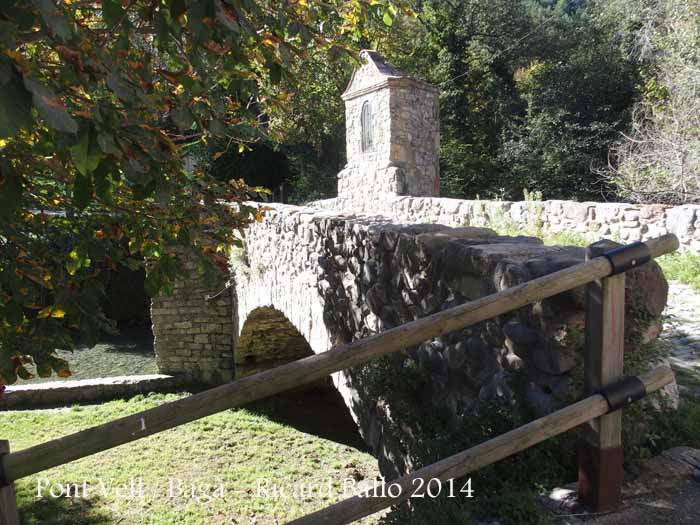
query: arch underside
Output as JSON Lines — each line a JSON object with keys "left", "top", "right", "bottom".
{"left": 236, "top": 306, "right": 316, "bottom": 378}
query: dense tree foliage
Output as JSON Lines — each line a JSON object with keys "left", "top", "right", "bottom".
{"left": 271, "top": 0, "right": 697, "bottom": 204}
{"left": 0, "top": 0, "right": 407, "bottom": 385}
{"left": 200, "top": 47, "right": 352, "bottom": 203}
{"left": 499, "top": 2, "right": 640, "bottom": 200}
{"left": 605, "top": 0, "right": 700, "bottom": 204}
{"left": 375, "top": 0, "right": 641, "bottom": 200}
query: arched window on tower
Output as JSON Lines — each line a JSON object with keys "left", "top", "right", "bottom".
{"left": 361, "top": 100, "right": 374, "bottom": 152}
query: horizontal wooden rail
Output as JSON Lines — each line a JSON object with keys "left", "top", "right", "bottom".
{"left": 0, "top": 234, "right": 678, "bottom": 483}
{"left": 288, "top": 365, "right": 675, "bottom": 525}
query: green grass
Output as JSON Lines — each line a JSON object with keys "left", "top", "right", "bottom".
{"left": 540, "top": 231, "right": 588, "bottom": 248}
{"left": 2, "top": 394, "right": 382, "bottom": 525}
{"left": 656, "top": 251, "right": 700, "bottom": 290}
{"left": 480, "top": 212, "right": 589, "bottom": 249}
{"left": 673, "top": 366, "right": 700, "bottom": 390}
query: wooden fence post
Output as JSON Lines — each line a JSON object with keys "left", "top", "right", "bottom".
{"left": 578, "top": 240, "right": 625, "bottom": 512}
{"left": 0, "top": 440, "right": 20, "bottom": 525}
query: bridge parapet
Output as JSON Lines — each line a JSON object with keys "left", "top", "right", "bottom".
{"left": 314, "top": 195, "right": 700, "bottom": 252}
{"left": 218, "top": 202, "right": 671, "bottom": 478}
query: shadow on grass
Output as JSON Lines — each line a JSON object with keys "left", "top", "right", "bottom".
{"left": 245, "top": 384, "right": 370, "bottom": 452}
{"left": 19, "top": 494, "right": 112, "bottom": 525}
{"left": 87, "top": 325, "right": 155, "bottom": 357}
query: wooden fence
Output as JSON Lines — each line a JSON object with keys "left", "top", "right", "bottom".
{"left": 0, "top": 234, "right": 680, "bottom": 525}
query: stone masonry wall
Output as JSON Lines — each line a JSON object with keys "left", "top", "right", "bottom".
{"left": 151, "top": 251, "right": 234, "bottom": 383}
{"left": 226, "top": 203, "right": 669, "bottom": 479}
{"left": 388, "top": 84, "right": 440, "bottom": 196}
{"left": 339, "top": 51, "right": 440, "bottom": 202}
{"left": 338, "top": 82, "right": 440, "bottom": 201}
{"left": 312, "top": 196, "right": 700, "bottom": 252}
{"left": 343, "top": 83, "right": 392, "bottom": 166}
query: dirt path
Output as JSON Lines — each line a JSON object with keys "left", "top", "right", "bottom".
{"left": 661, "top": 281, "right": 700, "bottom": 392}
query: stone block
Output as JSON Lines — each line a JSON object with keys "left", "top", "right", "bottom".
{"left": 666, "top": 206, "right": 697, "bottom": 238}
{"left": 624, "top": 210, "right": 640, "bottom": 222}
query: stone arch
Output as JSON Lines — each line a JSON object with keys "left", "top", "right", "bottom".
{"left": 235, "top": 306, "right": 315, "bottom": 377}
{"left": 231, "top": 241, "right": 357, "bottom": 423}
{"left": 234, "top": 304, "right": 365, "bottom": 447}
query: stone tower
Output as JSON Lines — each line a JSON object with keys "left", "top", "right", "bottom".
{"left": 337, "top": 50, "right": 440, "bottom": 202}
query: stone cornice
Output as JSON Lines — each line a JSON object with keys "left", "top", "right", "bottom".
{"left": 342, "top": 77, "right": 439, "bottom": 101}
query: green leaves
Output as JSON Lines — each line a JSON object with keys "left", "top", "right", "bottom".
{"left": 270, "top": 61, "right": 283, "bottom": 85}
{"left": 140, "top": 239, "right": 161, "bottom": 258}
{"left": 65, "top": 248, "right": 91, "bottom": 276}
{"left": 1, "top": 0, "right": 389, "bottom": 386}
{"left": 35, "top": 0, "right": 73, "bottom": 40}
{"left": 170, "top": 0, "right": 187, "bottom": 19}
{"left": 0, "top": 58, "right": 32, "bottom": 138}
{"left": 69, "top": 129, "right": 103, "bottom": 208}
{"left": 97, "top": 132, "right": 121, "bottom": 157}
{"left": 72, "top": 173, "right": 94, "bottom": 210}
{"left": 143, "top": 258, "right": 171, "bottom": 297}
{"left": 0, "top": 160, "right": 22, "bottom": 220}
{"left": 4, "top": 301, "right": 23, "bottom": 326}
{"left": 106, "top": 72, "right": 135, "bottom": 103}
{"left": 93, "top": 162, "right": 115, "bottom": 203}
{"left": 383, "top": 11, "right": 393, "bottom": 27}
{"left": 171, "top": 107, "right": 195, "bottom": 132}
{"left": 70, "top": 129, "right": 102, "bottom": 176}
{"left": 102, "top": 0, "right": 125, "bottom": 28}
{"left": 24, "top": 77, "right": 78, "bottom": 134}
{"left": 0, "top": 57, "right": 78, "bottom": 136}
{"left": 0, "top": 20, "right": 18, "bottom": 49}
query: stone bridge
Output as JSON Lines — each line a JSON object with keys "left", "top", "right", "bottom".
{"left": 151, "top": 52, "right": 674, "bottom": 477}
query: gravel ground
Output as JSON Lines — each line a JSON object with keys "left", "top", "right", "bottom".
{"left": 662, "top": 281, "right": 700, "bottom": 379}
{"left": 16, "top": 325, "right": 156, "bottom": 384}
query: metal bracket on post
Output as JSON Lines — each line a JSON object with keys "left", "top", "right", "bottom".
{"left": 602, "top": 242, "right": 651, "bottom": 275}
{"left": 599, "top": 376, "right": 646, "bottom": 412}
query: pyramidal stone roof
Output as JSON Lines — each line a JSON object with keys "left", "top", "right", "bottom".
{"left": 342, "top": 49, "right": 438, "bottom": 100}
{"left": 359, "top": 49, "right": 404, "bottom": 77}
